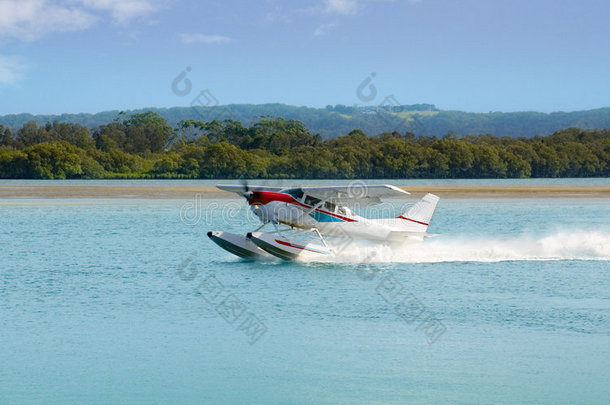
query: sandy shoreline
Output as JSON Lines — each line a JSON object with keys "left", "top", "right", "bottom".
{"left": 1, "top": 184, "right": 610, "bottom": 199}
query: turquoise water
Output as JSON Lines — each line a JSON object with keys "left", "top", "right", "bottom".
{"left": 1, "top": 192, "right": 610, "bottom": 404}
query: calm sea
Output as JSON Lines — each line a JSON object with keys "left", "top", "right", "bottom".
{"left": 1, "top": 180, "right": 609, "bottom": 404}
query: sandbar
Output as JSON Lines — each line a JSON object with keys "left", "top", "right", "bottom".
{"left": 1, "top": 184, "right": 609, "bottom": 199}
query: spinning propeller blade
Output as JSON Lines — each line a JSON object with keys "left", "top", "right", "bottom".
{"left": 239, "top": 179, "right": 253, "bottom": 200}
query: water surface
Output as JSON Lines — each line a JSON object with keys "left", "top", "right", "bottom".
{"left": 1, "top": 191, "right": 609, "bottom": 404}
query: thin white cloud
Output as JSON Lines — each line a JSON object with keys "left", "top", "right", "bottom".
{"left": 0, "top": 0, "right": 97, "bottom": 42}
{"left": 263, "top": 1, "right": 393, "bottom": 28}
{"left": 322, "top": 0, "right": 420, "bottom": 16}
{"left": 179, "top": 33, "right": 232, "bottom": 45}
{"left": 263, "top": 11, "right": 291, "bottom": 24}
{"left": 79, "top": 0, "right": 158, "bottom": 24}
{"left": 0, "top": 54, "right": 25, "bottom": 85}
{"left": 314, "top": 22, "right": 337, "bottom": 37}
{"left": 369, "top": 0, "right": 422, "bottom": 4}
{"left": 0, "top": 0, "right": 160, "bottom": 42}
{"left": 324, "top": 0, "right": 359, "bottom": 15}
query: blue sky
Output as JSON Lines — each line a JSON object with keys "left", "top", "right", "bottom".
{"left": 1, "top": 0, "right": 609, "bottom": 114}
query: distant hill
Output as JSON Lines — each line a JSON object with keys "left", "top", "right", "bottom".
{"left": 2, "top": 103, "right": 610, "bottom": 138}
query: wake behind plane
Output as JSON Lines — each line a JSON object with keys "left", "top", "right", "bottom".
{"left": 208, "top": 183, "right": 440, "bottom": 261}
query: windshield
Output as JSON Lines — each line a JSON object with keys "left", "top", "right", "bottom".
{"left": 284, "top": 188, "right": 304, "bottom": 200}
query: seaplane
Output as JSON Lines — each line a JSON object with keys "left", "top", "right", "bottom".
{"left": 207, "top": 183, "right": 440, "bottom": 261}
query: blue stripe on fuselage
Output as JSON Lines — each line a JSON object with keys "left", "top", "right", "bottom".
{"left": 310, "top": 210, "right": 345, "bottom": 222}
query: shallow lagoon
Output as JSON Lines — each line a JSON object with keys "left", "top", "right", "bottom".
{"left": 1, "top": 184, "right": 609, "bottom": 404}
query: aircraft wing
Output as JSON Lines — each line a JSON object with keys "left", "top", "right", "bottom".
{"left": 299, "top": 184, "right": 409, "bottom": 206}
{"left": 216, "top": 184, "right": 286, "bottom": 194}
{"left": 217, "top": 183, "right": 410, "bottom": 205}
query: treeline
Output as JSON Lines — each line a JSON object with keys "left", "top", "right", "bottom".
{"left": 0, "top": 111, "right": 609, "bottom": 179}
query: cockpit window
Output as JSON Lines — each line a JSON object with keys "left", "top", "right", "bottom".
{"left": 323, "top": 201, "right": 336, "bottom": 212}
{"left": 304, "top": 194, "right": 321, "bottom": 206}
{"left": 285, "top": 188, "right": 304, "bottom": 200}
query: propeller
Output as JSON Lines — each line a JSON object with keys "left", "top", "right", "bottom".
{"left": 239, "top": 178, "right": 253, "bottom": 200}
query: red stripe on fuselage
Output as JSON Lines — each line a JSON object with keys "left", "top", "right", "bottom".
{"left": 314, "top": 209, "right": 357, "bottom": 222}
{"left": 397, "top": 216, "right": 428, "bottom": 226}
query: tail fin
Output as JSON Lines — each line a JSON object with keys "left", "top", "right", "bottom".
{"left": 397, "top": 193, "right": 440, "bottom": 231}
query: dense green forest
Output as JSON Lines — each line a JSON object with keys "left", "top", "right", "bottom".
{"left": 3, "top": 103, "right": 610, "bottom": 139}
{"left": 0, "top": 111, "right": 609, "bottom": 179}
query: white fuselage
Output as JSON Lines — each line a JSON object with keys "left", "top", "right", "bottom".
{"left": 251, "top": 200, "right": 423, "bottom": 242}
